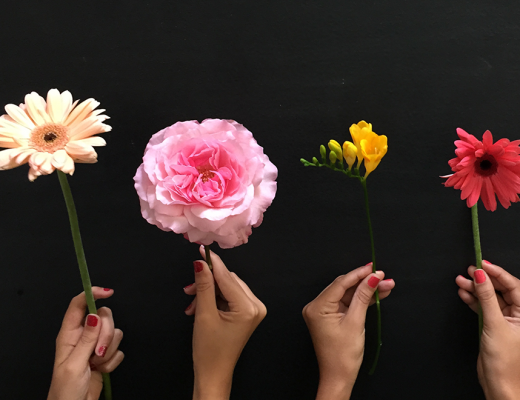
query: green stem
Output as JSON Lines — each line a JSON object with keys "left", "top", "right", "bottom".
{"left": 361, "top": 179, "right": 381, "bottom": 376}
{"left": 57, "top": 171, "right": 113, "bottom": 400}
{"left": 205, "top": 245, "right": 213, "bottom": 270}
{"left": 471, "top": 204, "right": 483, "bottom": 338}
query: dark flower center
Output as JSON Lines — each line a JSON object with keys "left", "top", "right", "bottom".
{"left": 475, "top": 154, "right": 498, "bottom": 177}
{"left": 43, "top": 132, "right": 58, "bottom": 142}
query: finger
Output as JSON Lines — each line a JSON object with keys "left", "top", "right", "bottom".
{"left": 230, "top": 272, "right": 261, "bottom": 304}
{"left": 193, "top": 259, "right": 217, "bottom": 316}
{"left": 97, "top": 350, "right": 125, "bottom": 373}
{"left": 185, "top": 297, "right": 197, "bottom": 316}
{"left": 464, "top": 269, "right": 509, "bottom": 311}
{"left": 183, "top": 283, "right": 196, "bottom": 295}
{"left": 377, "top": 289, "right": 392, "bottom": 302}
{"left": 201, "top": 246, "right": 250, "bottom": 308}
{"left": 69, "top": 314, "right": 102, "bottom": 366}
{"left": 347, "top": 271, "right": 384, "bottom": 324}
{"left": 55, "top": 287, "right": 113, "bottom": 364}
{"left": 339, "top": 271, "right": 389, "bottom": 307}
{"left": 473, "top": 269, "right": 505, "bottom": 329}
{"left": 456, "top": 274, "right": 475, "bottom": 293}
{"left": 91, "top": 328, "right": 123, "bottom": 365}
{"left": 92, "top": 307, "right": 114, "bottom": 358}
{"left": 458, "top": 287, "right": 480, "bottom": 313}
{"left": 314, "top": 263, "right": 373, "bottom": 312}
{"left": 482, "top": 260, "right": 520, "bottom": 307}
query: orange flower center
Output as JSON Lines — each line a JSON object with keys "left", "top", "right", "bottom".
{"left": 29, "top": 123, "right": 69, "bottom": 153}
{"left": 475, "top": 154, "right": 498, "bottom": 176}
{"left": 196, "top": 166, "right": 215, "bottom": 182}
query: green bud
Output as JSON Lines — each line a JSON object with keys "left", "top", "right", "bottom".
{"left": 329, "top": 151, "right": 337, "bottom": 164}
{"left": 312, "top": 157, "right": 319, "bottom": 165}
{"left": 320, "top": 145, "right": 326, "bottom": 162}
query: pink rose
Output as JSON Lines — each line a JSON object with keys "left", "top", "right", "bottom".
{"left": 134, "top": 119, "right": 278, "bottom": 248}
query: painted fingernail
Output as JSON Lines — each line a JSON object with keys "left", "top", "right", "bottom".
{"left": 86, "top": 315, "right": 98, "bottom": 327}
{"left": 90, "top": 363, "right": 97, "bottom": 371}
{"left": 103, "top": 288, "right": 112, "bottom": 291}
{"left": 98, "top": 346, "right": 108, "bottom": 357}
{"left": 483, "top": 260, "right": 490, "bottom": 264}
{"left": 184, "top": 283, "right": 193, "bottom": 290}
{"left": 185, "top": 303, "right": 192, "bottom": 312}
{"left": 368, "top": 276, "right": 380, "bottom": 288}
{"left": 194, "top": 261, "right": 204, "bottom": 273}
{"left": 474, "top": 270, "right": 486, "bottom": 284}
{"left": 383, "top": 278, "right": 393, "bottom": 282}
{"left": 365, "top": 262, "right": 373, "bottom": 266}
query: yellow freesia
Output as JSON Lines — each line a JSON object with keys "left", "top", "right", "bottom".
{"left": 328, "top": 140, "right": 342, "bottom": 162}
{"left": 360, "top": 134, "right": 388, "bottom": 178}
{"left": 349, "top": 121, "right": 375, "bottom": 167}
{"left": 342, "top": 141, "right": 357, "bottom": 170}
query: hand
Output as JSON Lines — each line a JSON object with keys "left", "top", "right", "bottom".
{"left": 456, "top": 261, "right": 520, "bottom": 400}
{"left": 302, "top": 263, "right": 395, "bottom": 400}
{"left": 47, "top": 287, "right": 124, "bottom": 400}
{"left": 184, "top": 246, "right": 267, "bottom": 400}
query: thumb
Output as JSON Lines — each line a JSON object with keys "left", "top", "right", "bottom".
{"left": 347, "top": 272, "right": 383, "bottom": 325}
{"left": 473, "top": 269, "right": 504, "bottom": 329}
{"left": 70, "top": 314, "right": 101, "bottom": 365}
{"left": 193, "top": 260, "right": 217, "bottom": 315}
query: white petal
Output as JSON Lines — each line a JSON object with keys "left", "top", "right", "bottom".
{"left": 51, "top": 149, "right": 68, "bottom": 169}
{"left": 46, "top": 89, "right": 64, "bottom": 123}
{"left": 30, "top": 151, "right": 49, "bottom": 167}
{"left": 14, "top": 148, "right": 36, "bottom": 164}
{"left": 0, "top": 148, "right": 25, "bottom": 170}
{"left": 28, "top": 167, "right": 41, "bottom": 181}
{"left": 39, "top": 155, "right": 55, "bottom": 174}
{"left": 61, "top": 153, "right": 75, "bottom": 175}
{"left": 64, "top": 98, "right": 98, "bottom": 127}
{"left": 60, "top": 91, "right": 73, "bottom": 120}
{"left": 0, "top": 138, "right": 20, "bottom": 149}
{"left": 0, "top": 115, "right": 31, "bottom": 138}
{"left": 69, "top": 116, "right": 108, "bottom": 140}
{"left": 5, "top": 104, "right": 35, "bottom": 129}
{"left": 75, "top": 136, "right": 106, "bottom": 147}
{"left": 24, "top": 93, "right": 46, "bottom": 125}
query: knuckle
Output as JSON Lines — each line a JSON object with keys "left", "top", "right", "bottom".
{"left": 356, "top": 288, "right": 373, "bottom": 305}
{"left": 80, "top": 334, "right": 97, "bottom": 346}
{"left": 114, "top": 328, "right": 123, "bottom": 341}
{"left": 196, "top": 280, "right": 213, "bottom": 293}
{"left": 478, "top": 287, "right": 496, "bottom": 302}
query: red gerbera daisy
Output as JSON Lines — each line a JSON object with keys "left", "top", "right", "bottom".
{"left": 443, "top": 128, "right": 520, "bottom": 211}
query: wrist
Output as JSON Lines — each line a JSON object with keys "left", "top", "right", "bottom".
{"left": 193, "top": 372, "right": 233, "bottom": 400}
{"left": 316, "top": 375, "right": 354, "bottom": 400}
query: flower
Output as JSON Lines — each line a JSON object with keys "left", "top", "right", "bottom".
{"left": 328, "top": 140, "right": 342, "bottom": 161}
{"left": 0, "top": 89, "right": 110, "bottom": 181}
{"left": 443, "top": 128, "right": 520, "bottom": 211}
{"left": 342, "top": 141, "right": 357, "bottom": 170}
{"left": 360, "top": 133, "right": 388, "bottom": 178}
{"left": 134, "top": 119, "right": 278, "bottom": 249}
{"left": 349, "top": 121, "right": 375, "bottom": 167}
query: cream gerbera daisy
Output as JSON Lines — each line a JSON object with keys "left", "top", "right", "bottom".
{"left": 0, "top": 89, "right": 110, "bottom": 181}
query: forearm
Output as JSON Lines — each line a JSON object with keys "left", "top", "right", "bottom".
{"left": 316, "top": 377, "right": 354, "bottom": 400}
{"left": 193, "top": 373, "right": 232, "bottom": 400}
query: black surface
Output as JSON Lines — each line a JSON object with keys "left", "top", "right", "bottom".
{"left": 1, "top": 1, "right": 520, "bottom": 399}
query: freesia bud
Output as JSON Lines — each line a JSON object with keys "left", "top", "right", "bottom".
{"left": 328, "top": 140, "right": 343, "bottom": 162}
{"left": 342, "top": 141, "right": 357, "bottom": 170}
{"left": 329, "top": 150, "right": 337, "bottom": 164}
{"left": 320, "top": 145, "right": 326, "bottom": 162}
{"left": 312, "top": 157, "right": 319, "bottom": 165}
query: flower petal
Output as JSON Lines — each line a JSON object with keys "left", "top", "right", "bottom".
{"left": 4, "top": 104, "right": 35, "bottom": 130}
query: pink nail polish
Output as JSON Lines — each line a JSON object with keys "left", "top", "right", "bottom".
{"left": 185, "top": 303, "right": 192, "bottom": 312}
{"left": 193, "top": 261, "right": 203, "bottom": 273}
{"left": 383, "top": 279, "right": 393, "bottom": 282}
{"left": 365, "top": 262, "right": 373, "bottom": 266}
{"left": 184, "top": 283, "right": 193, "bottom": 290}
{"left": 368, "top": 276, "right": 380, "bottom": 288}
{"left": 98, "top": 346, "right": 107, "bottom": 357}
{"left": 86, "top": 315, "right": 98, "bottom": 327}
{"left": 103, "top": 288, "right": 112, "bottom": 291}
{"left": 474, "top": 270, "right": 486, "bottom": 284}
{"left": 483, "top": 260, "right": 490, "bottom": 264}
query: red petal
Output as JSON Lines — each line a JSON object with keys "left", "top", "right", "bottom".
{"left": 482, "top": 130, "right": 493, "bottom": 148}
{"left": 480, "top": 178, "right": 497, "bottom": 211}
{"left": 466, "top": 175, "right": 482, "bottom": 207}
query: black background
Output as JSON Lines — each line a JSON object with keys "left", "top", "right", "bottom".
{"left": 1, "top": 1, "right": 520, "bottom": 399}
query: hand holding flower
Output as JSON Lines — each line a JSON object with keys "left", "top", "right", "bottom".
{"left": 302, "top": 264, "right": 394, "bottom": 400}
{"left": 47, "top": 287, "right": 124, "bottom": 400}
{"left": 186, "top": 247, "right": 266, "bottom": 400}
{"left": 456, "top": 261, "right": 520, "bottom": 400}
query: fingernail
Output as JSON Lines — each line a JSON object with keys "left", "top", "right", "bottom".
{"left": 194, "top": 261, "right": 204, "bottom": 273}
{"left": 103, "top": 288, "right": 112, "bottom": 291}
{"left": 383, "top": 278, "right": 393, "bottom": 282}
{"left": 483, "top": 260, "right": 491, "bottom": 264}
{"left": 184, "top": 283, "right": 193, "bottom": 290}
{"left": 98, "top": 346, "right": 107, "bottom": 357}
{"left": 86, "top": 315, "right": 98, "bottom": 327}
{"left": 474, "top": 269, "right": 486, "bottom": 284}
{"left": 368, "top": 276, "right": 380, "bottom": 288}
{"left": 185, "top": 303, "right": 192, "bottom": 312}
{"left": 365, "top": 262, "right": 373, "bottom": 266}
{"left": 90, "top": 363, "right": 97, "bottom": 371}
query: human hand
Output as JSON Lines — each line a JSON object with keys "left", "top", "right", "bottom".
{"left": 184, "top": 246, "right": 267, "bottom": 400}
{"left": 456, "top": 261, "right": 520, "bottom": 400}
{"left": 302, "top": 263, "right": 395, "bottom": 400}
{"left": 47, "top": 287, "right": 124, "bottom": 400}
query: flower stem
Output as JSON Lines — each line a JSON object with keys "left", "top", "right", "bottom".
{"left": 205, "top": 245, "right": 213, "bottom": 270}
{"left": 360, "top": 179, "right": 381, "bottom": 375}
{"left": 471, "top": 204, "right": 483, "bottom": 338}
{"left": 57, "top": 171, "right": 113, "bottom": 400}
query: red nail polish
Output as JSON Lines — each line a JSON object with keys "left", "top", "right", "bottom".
{"left": 483, "top": 260, "right": 490, "bottom": 264}
{"left": 383, "top": 279, "right": 393, "bottom": 282}
{"left": 474, "top": 270, "right": 486, "bottom": 284}
{"left": 103, "top": 288, "right": 112, "bottom": 291}
{"left": 98, "top": 345, "right": 108, "bottom": 357}
{"left": 184, "top": 283, "right": 193, "bottom": 290}
{"left": 368, "top": 276, "right": 380, "bottom": 288}
{"left": 193, "top": 261, "right": 203, "bottom": 273}
{"left": 86, "top": 315, "right": 98, "bottom": 327}
{"left": 365, "top": 262, "right": 373, "bottom": 266}
{"left": 185, "top": 303, "right": 192, "bottom": 312}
